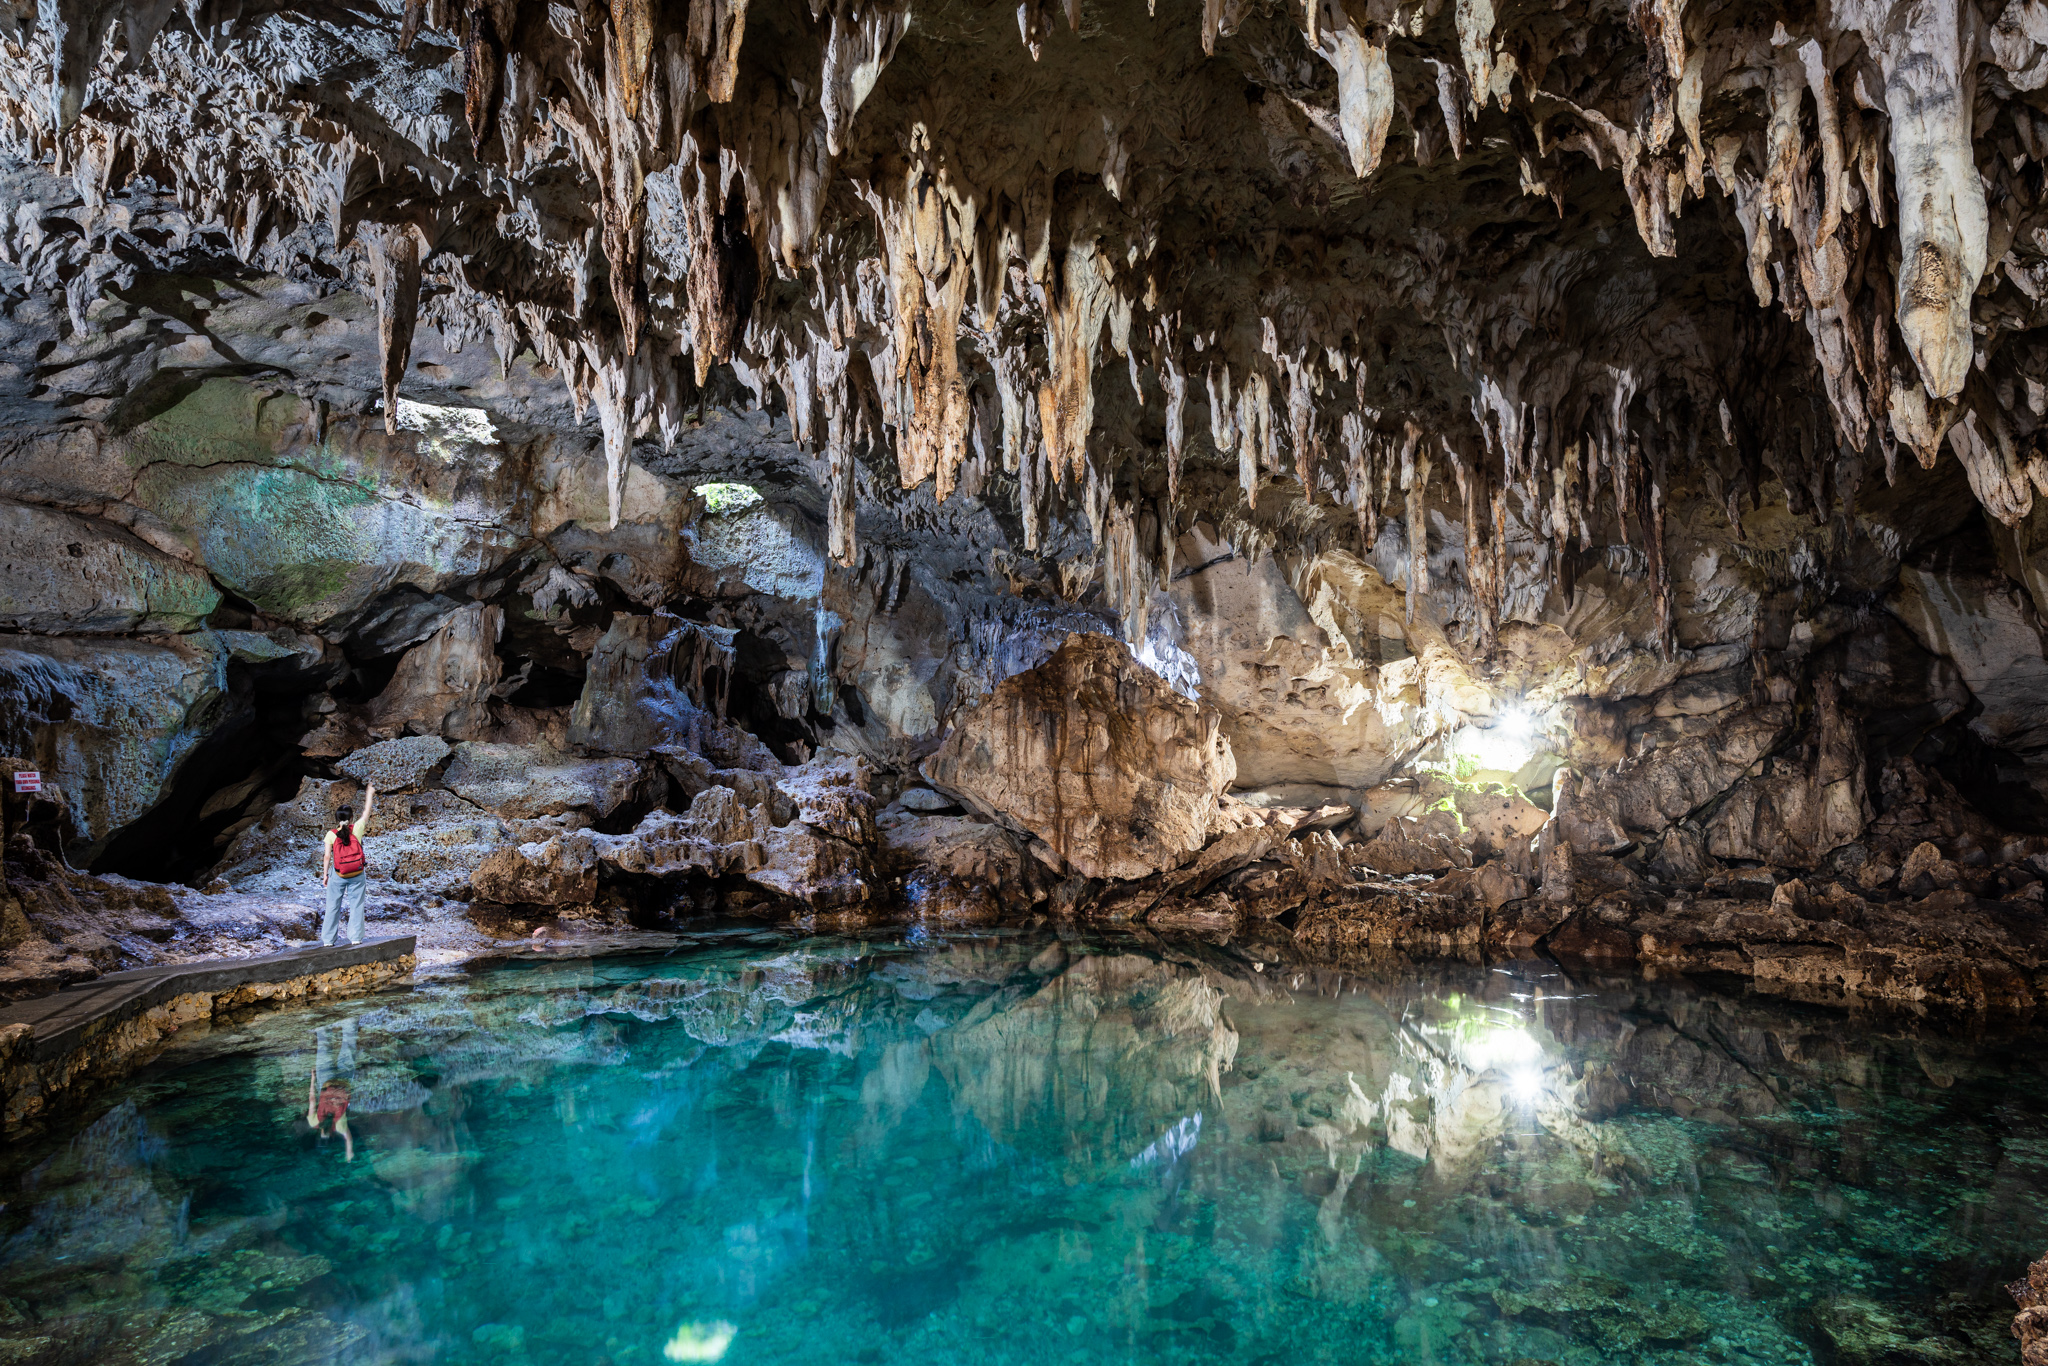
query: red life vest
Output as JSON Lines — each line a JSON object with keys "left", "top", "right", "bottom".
{"left": 332, "top": 828, "right": 366, "bottom": 877}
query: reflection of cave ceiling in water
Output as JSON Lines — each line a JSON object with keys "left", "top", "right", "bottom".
{"left": 3, "top": 935, "right": 2044, "bottom": 1362}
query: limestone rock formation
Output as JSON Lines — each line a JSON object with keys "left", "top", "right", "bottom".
{"left": 923, "top": 633, "right": 1236, "bottom": 880}
{"left": 9, "top": 0, "right": 2048, "bottom": 1016}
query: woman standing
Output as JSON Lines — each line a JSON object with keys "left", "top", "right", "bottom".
{"left": 319, "top": 783, "right": 376, "bottom": 947}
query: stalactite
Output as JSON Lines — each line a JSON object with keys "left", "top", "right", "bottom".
{"left": 860, "top": 146, "right": 976, "bottom": 499}
{"left": 1038, "top": 231, "right": 1117, "bottom": 486}
{"left": 1207, "top": 364, "right": 1236, "bottom": 457}
{"left": 368, "top": 224, "right": 422, "bottom": 437}
{"left": 466, "top": 0, "right": 505, "bottom": 156}
{"left": 684, "top": 144, "right": 758, "bottom": 382}
{"left": 1020, "top": 434, "right": 1045, "bottom": 552}
{"left": 820, "top": 0, "right": 908, "bottom": 155}
{"left": 1647, "top": 467, "right": 1673, "bottom": 657}
{"left": 1402, "top": 433, "right": 1430, "bottom": 623}
{"left": 1341, "top": 411, "right": 1374, "bottom": 550}
{"left": 1162, "top": 349, "right": 1187, "bottom": 505}
{"left": 1448, "top": 447, "right": 1497, "bottom": 653}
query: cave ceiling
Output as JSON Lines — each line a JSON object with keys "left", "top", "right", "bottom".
{"left": 0, "top": 0, "right": 2043, "bottom": 670}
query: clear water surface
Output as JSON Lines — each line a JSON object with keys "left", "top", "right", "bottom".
{"left": 3, "top": 929, "right": 2044, "bottom": 1365}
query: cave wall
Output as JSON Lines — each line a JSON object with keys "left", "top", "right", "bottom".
{"left": 7, "top": 0, "right": 2048, "bottom": 1003}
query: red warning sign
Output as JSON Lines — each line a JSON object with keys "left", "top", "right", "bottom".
{"left": 11, "top": 772, "right": 40, "bottom": 794}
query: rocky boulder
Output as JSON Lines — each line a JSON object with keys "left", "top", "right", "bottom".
{"left": 472, "top": 834, "right": 600, "bottom": 906}
{"left": 443, "top": 742, "right": 647, "bottom": 819}
{"left": 335, "top": 735, "right": 454, "bottom": 791}
{"left": 1350, "top": 814, "right": 1474, "bottom": 877}
{"left": 922, "top": 633, "right": 1236, "bottom": 881}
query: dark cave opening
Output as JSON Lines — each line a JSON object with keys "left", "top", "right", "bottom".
{"left": 91, "top": 679, "right": 315, "bottom": 885}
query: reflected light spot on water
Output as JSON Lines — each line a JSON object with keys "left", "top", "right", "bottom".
{"left": 1461, "top": 1023, "right": 1543, "bottom": 1073}
{"left": 664, "top": 1320, "right": 737, "bottom": 1362}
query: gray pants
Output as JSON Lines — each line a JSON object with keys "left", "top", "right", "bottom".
{"left": 321, "top": 874, "right": 367, "bottom": 946}
{"left": 315, "top": 1017, "right": 358, "bottom": 1085}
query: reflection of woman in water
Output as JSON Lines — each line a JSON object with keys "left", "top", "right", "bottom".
{"left": 306, "top": 1018, "right": 357, "bottom": 1161}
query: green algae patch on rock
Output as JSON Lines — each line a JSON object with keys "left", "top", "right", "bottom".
{"left": 118, "top": 376, "right": 311, "bottom": 471}
{"left": 130, "top": 460, "right": 380, "bottom": 620}
{"left": 128, "top": 455, "right": 513, "bottom": 631}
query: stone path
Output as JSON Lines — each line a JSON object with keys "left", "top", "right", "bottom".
{"left": 0, "top": 937, "right": 416, "bottom": 1064}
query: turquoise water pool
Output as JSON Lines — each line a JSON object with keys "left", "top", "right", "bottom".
{"left": 2, "top": 930, "right": 2043, "bottom": 1365}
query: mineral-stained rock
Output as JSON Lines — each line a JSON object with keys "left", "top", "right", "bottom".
{"left": 2011, "top": 1251, "right": 2048, "bottom": 1366}
{"left": 1147, "top": 894, "right": 1241, "bottom": 934}
{"left": 1706, "top": 679, "right": 1873, "bottom": 867}
{"left": 775, "top": 754, "right": 878, "bottom": 845}
{"left": 443, "top": 743, "right": 646, "bottom": 820}
{"left": 1454, "top": 789, "right": 1548, "bottom": 862}
{"left": 1350, "top": 815, "right": 1473, "bottom": 877}
{"left": 0, "top": 500, "right": 220, "bottom": 634}
{"left": 922, "top": 633, "right": 1236, "bottom": 881}
{"left": 892, "top": 786, "right": 960, "bottom": 815}
{"left": 878, "top": 814, "right": 1034, "bottom": 906}
{"left": 1576, "top": 703, "right": 1796, "bottom": 846}
{"left": 568, "top": 615, "right": 676, "bottom": 754}
{"left": 595, "top": 787, "right": 771, "bottom": 879}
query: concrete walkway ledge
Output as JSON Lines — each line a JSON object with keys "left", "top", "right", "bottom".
{"left": 0, "top": 936, "right": 415, "bottom": 1133}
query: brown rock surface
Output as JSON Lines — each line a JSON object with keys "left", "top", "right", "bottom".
{"left": 923, "top": 634, "right": 1235, "bottom": 881}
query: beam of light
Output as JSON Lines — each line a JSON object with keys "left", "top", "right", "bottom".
{"left": 1509, "top": 1068, "right": 1546, "bottom": 1107}
{"left": 693, "top": 482, "right": 764, "bottom": 514}
{"left": 392, "top": 398, "right": 497, "bottom": 460}
{"left": 1454, "top": 705, "right": 1538, "bottom": 772}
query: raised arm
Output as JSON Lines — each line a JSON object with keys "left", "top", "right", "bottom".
{"left": 306, "top": 1068, "right": 319, "bottom": 1128}
{"left": 356, "top": 783, "right": 376, "bottom": 834}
